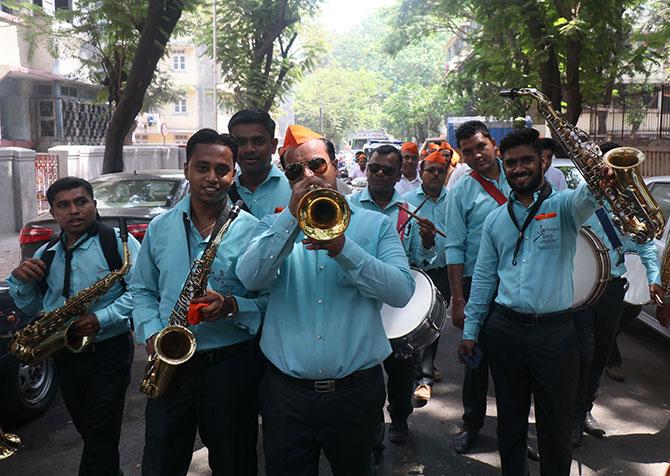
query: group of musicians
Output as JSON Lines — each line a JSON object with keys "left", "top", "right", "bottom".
{"left": 6, "top": 108, "right": 661, "bottom": 476}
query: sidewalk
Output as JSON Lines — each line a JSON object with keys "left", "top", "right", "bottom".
{"left": 0, "top": 232, "right": 20, "bottom": 280}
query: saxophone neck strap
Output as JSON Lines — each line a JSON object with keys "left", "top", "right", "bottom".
{"left": 507, "top": 182, "right": 552, "bottom": 266}
{"left": 183, "top": 204, "right": 231, "bottom": 262}
{"left": 594, "top": 207, "right": 625, "bottom": 265}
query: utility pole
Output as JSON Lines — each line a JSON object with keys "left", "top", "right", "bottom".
{"left": 212, "top": 0, "right": 218, "bottom": 130}
{"left": 319, "top": 105, "right": 323, "bottom": 134}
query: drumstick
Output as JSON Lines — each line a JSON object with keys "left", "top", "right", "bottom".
{"left": 396, "top": 203, "right": 446, "bottom": 237}
{"left": 397, "top": 196, "right": 429, "bottom": 234}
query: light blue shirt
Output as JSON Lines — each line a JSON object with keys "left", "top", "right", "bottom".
{"left": 463, "top": 182, "right": 598, "bottom": 341}
{"left": 7, "top": 228, "right": 140, "bottom": 343}
{"left": 402, "top": 186, "right": 448, "bottom": 269}
{"left": 348, "top": 188, "right": 436, "bottom": 267}
{"left": 445, "top": 159, "right": 512, "bottom": 277}
{"left": 234, "top": 164, "right": 291, "bottom": 218}
{"left": 130, "top": 195, "right": 264, "bottom": 351}
{"left": 236, "top": 208, "right": 415, "bottom": 379}
{"left": 584, "top": 212, "right": 660, "bottom": 283}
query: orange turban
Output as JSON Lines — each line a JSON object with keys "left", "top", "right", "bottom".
{"left": 401, "top": 142, "right": 419, "bottom": 155}
{"left": 280, "top": 125, "right": 323, "bottom": 157}
{"left": 438, "top": 141, "right": 460, "bottom": 166}
{"left": 427, "top": 142, "right": 440, "bottom": 152}
{"left": 424, "top": 150, "right": 447, "bottom": 165}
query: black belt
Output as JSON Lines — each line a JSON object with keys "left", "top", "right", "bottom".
{"left": 84, "top": 331, "right": 131, "bottom": 353}
{"left": 188, "top": 339, "right": 254, "bottom": 366}
{"left": 494, "top": 304, "right": 572, "bottom": 327}
{"left": 268, "top": 362, "right": 380, "bottom": 394}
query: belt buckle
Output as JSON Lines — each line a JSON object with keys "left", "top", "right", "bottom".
{"left": 521, "top": 314, "right": 539, "bottom": 327}
{"left": 313, "top": 379, "right": 336, "bottom": 393}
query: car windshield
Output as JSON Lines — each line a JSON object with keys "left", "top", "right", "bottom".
{"left": 556, "top": 165, "right": 585, "bottom": 190}
{"left": 93, "top": 179, "right": 181, "bottom": 208}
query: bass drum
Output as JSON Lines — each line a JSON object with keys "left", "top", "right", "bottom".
{"left": 572, "top": 227, "right": 611, "bottom": 309}
{"left": 380, "top": 267, "right": 447, "bottom": 357}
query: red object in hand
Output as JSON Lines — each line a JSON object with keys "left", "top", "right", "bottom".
{"left": 187, "top": 302, "right": 208, "bottom": 325}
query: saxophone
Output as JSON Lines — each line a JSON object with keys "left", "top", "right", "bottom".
{"left": 500, "top": 88, "right": 665, "bottom": 244}
{"left": 9, "top": 220, "right": 131, "bottom": 366}
{"left": 0, "top": 425, "right": 20, "bottom": 460}
{"left": 140, "top": 203, "right": 242, "bottom": 399}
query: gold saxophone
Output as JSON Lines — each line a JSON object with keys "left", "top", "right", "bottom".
{"left": 9, "top": 221, "right": 132, "bottom": 366}
{"left": 140, "top": 203, "right": 242, "bottom": 399}
{"left": 0, "top": 424, "right": 21, "bottom": 460}
{"left": 500, "top": 88, "right": 665, "bottom": 244}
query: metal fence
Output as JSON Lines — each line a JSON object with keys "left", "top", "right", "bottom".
{"left": 35, "top": 153, "right": 59, "bottom": 213}
{"left": 587, "top": 84, "right": 670, "bottom": 141}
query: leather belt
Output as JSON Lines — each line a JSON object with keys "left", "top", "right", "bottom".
{"left": 494, "top": 304, "right": 572, "bottom": 327}
{"left": 189, "top": 339, "right": 254, "bottom": 366}
{"left": 269, "top": 362, "right": 380, "bottom": 394}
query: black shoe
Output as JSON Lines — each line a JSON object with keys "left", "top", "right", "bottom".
{"left": 388, "top": 424, "right": 409, "bottom": 444}
{"left": 527, "top": 444, "right": 540, "bottom": 461}
{"left": 454, "top": 428, "right": 478, "bottom": 454}
{"left": 372, "top": 448, "right": 384, "bottom": 465}
{"left": 583, "top": 412, "right": 605, "bottom": 438}
{"left": 572, "top": 422, "right": 583, "bottom": 447}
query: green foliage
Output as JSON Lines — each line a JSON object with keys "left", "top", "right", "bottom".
{"left": 194, "top": 0, "right": 325, "bottom": 112}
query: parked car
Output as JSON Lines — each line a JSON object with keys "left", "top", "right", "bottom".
{"left": 554, "top": 158, "right": 670, "bottom": 340}
{"left": 20, "top": 170, "right": 189, "bottom": 259}
{"left": 0, "top": 282, "right": 57, "bottom": 425}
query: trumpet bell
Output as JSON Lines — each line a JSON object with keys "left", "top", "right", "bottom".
{"left": 297, "top": 188, "right": 351, "bottom": 241}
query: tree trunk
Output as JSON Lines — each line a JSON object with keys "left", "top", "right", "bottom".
{"left": 565, "top": 37, "right": 583, "bottom": 125}
{"left": 102, "top": 0, "right": 185, "bottom": 174}
{"left": 597, "top": 79, "right": 615, "bottom": 136}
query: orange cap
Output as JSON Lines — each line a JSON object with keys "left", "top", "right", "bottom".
{"left": 427, "top": 142, "right": 440, "bottom": 152}
{"left": 401, "top": 142, "right": 419, "bottom": 155}
{"left": 280, "top": 125, "right": 324, "bottom": 157}
{"left": 438, "top": 141, "right": 460, "bottom": 166}
{"left": 424, "top": 150, "right": 447, "bottom": 165}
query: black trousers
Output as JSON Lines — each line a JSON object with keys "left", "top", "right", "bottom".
{"left": 260, "top": 364, "right": 385, "bottom": 476}
{"left": 573, "top": 278, "right": 627, "bottom": 421}
{"left": 54, "top": 331, "right": 133, "bottom": 476}
{"left": 608, "top": 303, "right": 641, "bottom": 367}
{"left": 461, "top": 277, "right": 490, "bottom": 431}
{"left": 415, "top": 267, "right": 451, "bottom": 386}
{"left": 142, "top": 342, "right": 260, "bottom": 476}
{"left": 486, "top": 309, "right": 578, "bottom": 476}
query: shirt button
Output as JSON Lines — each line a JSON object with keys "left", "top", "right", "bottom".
{"left": 319, "top": 265, "right": 325, "bottom": 270}
{"left": 318, "top": 369, "right": 323, "bottom": 374}
{"left": 269, "top": 255, "right": 275, "bottom": 260}
{"left": 317, "top": 299, "right": 323, "bottom": 304}
{"left": 316, "top": 335, "right": 321, "bottom": 340}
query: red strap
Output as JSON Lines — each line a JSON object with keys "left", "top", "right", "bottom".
{"left": 469, "top": 171, "right": 507, "bottom": 205}
{"left": 396, "top": 202, "right": 409, "bottom": 241}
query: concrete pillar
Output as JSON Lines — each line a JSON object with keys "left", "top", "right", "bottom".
{"left": 0, "top": 148, "right": 37, "bottom": 233}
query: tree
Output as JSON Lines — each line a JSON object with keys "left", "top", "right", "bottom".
{"left": 293, "top": 67, "right": 390, "bottom": 145}
{"left": 196, "top": 0, "right": 324, "bottom": 112}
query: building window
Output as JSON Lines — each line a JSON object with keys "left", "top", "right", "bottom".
{"left": 55, "top": 0, "right": 72, "bottom": 10}
{"left": 172, "top": 50, "right": 186, "bottom": 71}
{"left": 174, "top": 98, "right": 187, "bottom": 114}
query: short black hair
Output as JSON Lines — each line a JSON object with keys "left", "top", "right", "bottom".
{"left": 186, "top": 129, "right": 238, "bottom": 162}
{"left": 278, "top": 138, "right": 336, "bottom": 169}
{"left": 370, "top": 144, "right": 402, "bottom": 170}
{"left": 46, "top": 177, "right": 94, "bottom": 207}
{"left": 355, "top": 150, "right": 366, "bottom": 158}
{"left": 499, "top": 128, "right": 543, "bottom": 157}
{"left": 540, "top": 137, "right": 557, "bottom": 152}
{"left": 599, "top": 141, "right": 621, "bottom": 155}
{"left": 455, "top": 121, "right": 492, "bottom": 148}
{"left": 227, "top": 109, "right": 276, "bottom": 137}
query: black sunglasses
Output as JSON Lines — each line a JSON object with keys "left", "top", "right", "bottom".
{"left": 367, "top": 163, "right": 397, "bottom": 176}
{"left": 424, "top": 166, "right": 448, "bottom": 175}
{"left": 284, "top": 157, "right": 329, "bottom": 181}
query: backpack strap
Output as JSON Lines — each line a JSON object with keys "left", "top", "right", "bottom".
{"left": 227, "top": 183, "right": 252, "bottom": 214}
{"left": 470, "top": 170, "right": 508, "bottom": 205}
{"left": 97, "top": 222, "right": 126, "bottom": 291}
{"left": 37, "top": 236, "right": 60, "bottom": 295}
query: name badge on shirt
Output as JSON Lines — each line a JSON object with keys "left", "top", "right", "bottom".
{"left": 534, "top": 223, "right": 560, "bottom": 249}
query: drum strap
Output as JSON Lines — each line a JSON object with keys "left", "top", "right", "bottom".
{"left": 594, "top": 207, "right": 625, "bottom": 265}
{"left": 507, "top": 182, "right": 552, "bottom": 266}
{"left": 396, "top": 202, "right": 410, "bottom": 242}
{"left": 470, "top": 171, "right": 507, "bottom": 205}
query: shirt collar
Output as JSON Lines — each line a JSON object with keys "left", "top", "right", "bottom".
{"left": 417, "top": 185, "right": 447, "bottom": 202}
{"left": 235, "top": 163, "right": 284, "bottom": 187}
{"left": 361, "top": 187, "right": 405, "bottom": 211}
{"left": 58, "top": 223, "right": 99, "bottom": 251}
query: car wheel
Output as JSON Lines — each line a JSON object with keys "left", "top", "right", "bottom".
{"left": 0, "top": 356, "right": 57, "bottom": 425}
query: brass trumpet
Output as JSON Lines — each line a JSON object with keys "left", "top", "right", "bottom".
{"left": 297, "top": 187, "right": 351, "bottom": 240}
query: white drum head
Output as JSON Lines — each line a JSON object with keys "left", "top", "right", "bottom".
{"left": 623, "top": 254, "right": 650, "bottom": 305}
{"left": 572, "top": 231, "right": 599, "bottom": 308}
{"left": 381, "top": 268, "right": 433, "bottom": 339}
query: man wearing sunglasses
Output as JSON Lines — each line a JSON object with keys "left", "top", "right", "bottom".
{"left": 348, "top": 144, "right": 437, "bottom": 459}
{"left": 402, "top": 150, "right": 451, "bottom": 408}
{"left": 228, "top": 109, "right": 291, "bottom": 218}
{"left": 237, "top": 125, "right": 415, "bottom": 475}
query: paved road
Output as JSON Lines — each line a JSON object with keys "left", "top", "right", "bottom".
{"left": 0, "top": 233, "right": 20, "bottom": 279}
{"left": 2, "top": 311, "right": 669, "bottom": 475}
